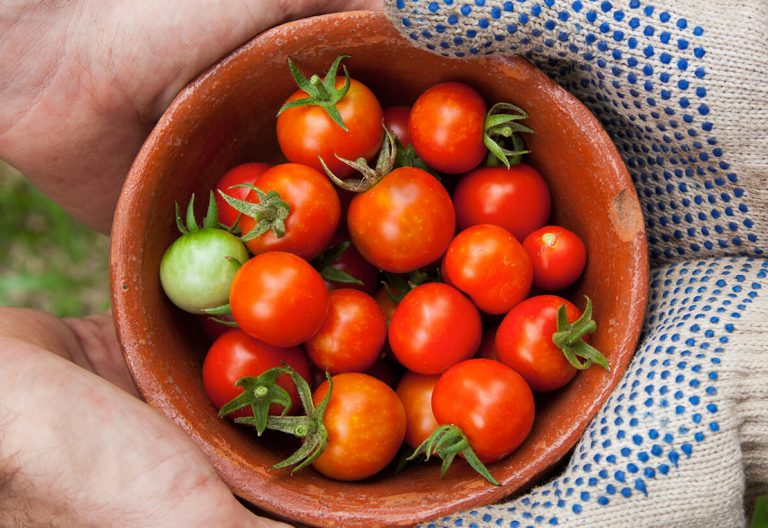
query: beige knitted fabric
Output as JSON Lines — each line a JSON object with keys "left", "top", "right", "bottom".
{"left": 382, "top": 1, "right": 768, "bottom": 526}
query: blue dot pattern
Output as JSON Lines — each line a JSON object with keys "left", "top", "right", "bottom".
{"left": 391, "top": 0, "right": 761, "bottom": 262}
{"left": 418, "top": 257, "right": 766, "bottom": 526}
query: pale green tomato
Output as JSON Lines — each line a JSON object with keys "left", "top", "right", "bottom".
{"left": 159, "top": 227, "right": 248, "bottom": 313}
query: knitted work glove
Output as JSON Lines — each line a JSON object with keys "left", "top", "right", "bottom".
{"left": 383, "top": 1, "right": 768, "bottom": 526}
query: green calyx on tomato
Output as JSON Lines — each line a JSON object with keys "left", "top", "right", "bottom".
{"left": 552, "top": 296, "right": 610, "bottom": 371}
{"left": 311, "top": 240, "right": 365, "bottom": 286}
{"left": 176, "top": 190, "right": 219, "bottom": 233}
{"left": 159, "top": 192, "right": 248, "bottom": 314}
{"left": 406, "top": 424, "right": 500, "bottom": 486}
{"left": 218, "top": 184, "right": 290, "bottom": 240}
{"left": 381, "top": 270, "right": 432, "bottom": 303}
{"left": 319, "top": 125, "right": 397, "bottom": 193}
{"left": 483, "top": 102, "right": 534, "bottom": 168}
{"left": 392, "top": 137, "right": 437, "bottom": 176}
{"left": 217, "top": 367, "right": 294, "bottom": 435}
{"left": 277, "top": 55, "right": 352, "bottom": 132}
{"left": 265, "top": 367, "right": 333, "bottom": 474}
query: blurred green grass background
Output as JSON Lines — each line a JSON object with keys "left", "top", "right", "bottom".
{"left": 1, "top": 158, "right": 767, "bottom": 526}
{"left": 0, "top": 160, "right": 111, "bottom": 317}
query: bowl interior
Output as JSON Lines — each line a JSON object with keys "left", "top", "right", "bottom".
{"left": 111, "top": 10, "right": 648, "bottom": 528}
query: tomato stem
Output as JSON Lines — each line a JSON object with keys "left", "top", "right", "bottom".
{"left": 551, "top": 296, "right": 610, "bottom": 371}
{"left": 268, "top": 368, "right": 333, "bottom": 474}
{"left": 218, "top": 367, "right": 294, "bottom": 435}
{"left": 483, "top": 102, "right": 533, "bottom": 168}
{"left": 319, "top": 126, "right": 397, "bottom": 192}
{"left": 406, "top": 424, "right": 500, "bottom": 486}
{"left": 218, "top": 185, "right": 290, "bottom": 241}
{"left": 277, "top": 55, "right": 352, "bottom": 132}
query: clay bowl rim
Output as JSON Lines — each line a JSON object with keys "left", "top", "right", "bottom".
{"left": 110, "top": 10, "right": 649, "bottom": 528}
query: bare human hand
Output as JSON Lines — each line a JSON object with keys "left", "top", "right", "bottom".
{"left": 0, "top": 0, "right": 382, "bottom": 234}
{"left": 0, "top": 1, "right": 382, "bottom": 527}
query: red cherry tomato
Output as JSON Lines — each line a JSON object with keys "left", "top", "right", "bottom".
{"left": 495, "top": 295, "right": 583, "bottom": 392}
{"left": 277, "top": 77, "right": 383, "bottom": 179}
{"left": 396, "top": 371, "right": 440, "bottom": 449}
{"left": 523, "top": 225, "right": 587, "bottom": 291}
{"left": 238, "top": 163, "right": 340, "bottom": 261}
{"left": 388, "top": 282, "right": 482, "bottom": 374}
{"left": 452, "top": 163, "right": 551, "bottom": 241}
{"left": 431, "top": 358, "right": 535, "bottom": 463}
{"left": 441, "top": 224, "right": 533, "bottom": 314}
{"left": 229, "top": 252, "right": 330, "bottom": 347}
{"left": 409, "top": 82, "right": 487, "bottom": 174}
{"left": 383, "top": 106, "right": 412, "bottom": 147}
{"left": 214, "top": 162, "right": 270, "bottom": 229}
{"left": 202, "top": 329, "right": 311, "bottom": 418}
{"left": 305, "top": 289, "right": 387, "bottom": 374}
{"left": 311, "top": 373, "right": 406, "bottom": 481}
{"left": 347, "top": 167, "right": 455, "bottom": 273}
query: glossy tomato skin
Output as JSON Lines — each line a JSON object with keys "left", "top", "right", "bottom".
{"left": 453, "top": 164, "right": 551, "bottom": 241}
{"left": 229, "top": 252, "right": 330, "bottom": 347}
{"left": 239, "top": 163, "right": 340, "bottom": 261}
{"left": 441, "top": 224, "right": 533, "bottom": 314}
{"left": 347, "top": 167, "right": 455, "bottom": 273}
{"left": 312, "top": 373, "right": 406, "bottom": 481}
{"left": 523, "top": 225, "right": 587, "bottom": 291}
{"left": 159, "top": 227, "right": 248, "bottom": 314}
{"left": 277, "top": 77, "right": 383, "bottom": 179}
{"left": 215, "top": 162, "right": 270, "bottom": 229}
{"left": 389, "top": 282, "right": 482, "bottom": 374}
{"left": 396, "top": 371, "right": 440, "bottom": 449}
{"left": 409, "top": 82, "right": 487, "bottom": 174}
{"left": 305, "top": 289, "right": 387, "bottom": 374}
{"left": 383, "top": 106, "right": 412, "bottom": 147}
{"left": 495, "top": 295, "right": 582, "bottom": 392}
{"left": 202, "top": 329, "right": 311, "bottom": 418}
{"left": 431, "top": 358, "right": 535, "bottom": 463}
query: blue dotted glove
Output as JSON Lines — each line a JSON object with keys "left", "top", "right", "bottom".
{"left": 384, "top": 1, "right": 768, "bottom": 526}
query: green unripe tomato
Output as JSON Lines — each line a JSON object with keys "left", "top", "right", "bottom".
{"left": 160, "top": 227, "right": 248, "bottom": 313}
{"left": 159, "top": 192, "right": 249, "bottom": 314}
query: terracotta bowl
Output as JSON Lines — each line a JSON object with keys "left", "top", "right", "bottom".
{"left": 111, "top": 10, "right": 648, "bottom": 528}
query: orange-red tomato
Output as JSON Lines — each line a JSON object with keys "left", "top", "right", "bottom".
{"left": 311, "top": 373, "right": 406, "bottom": 481}
{"left": 396, "top": 371, "right": 440, "bottom": 449}
{"left": 202, "top": 329, "right": 311, "bottom": 418}
{"left": 495, "top": 295, "right": 583, "bottom": 392}
{"left": 229, "top": 252, "right": 329, "bottom": 347}
{"left": 238, "top": 163, "right": 340, "bottom": 261}
{"left": 523, "top": 225, "right": 587, "bottom": 291}
{"left": 431, "top": 358, "right": 535, "bottom": 463}
{"left": 442, "top": 224, "right": 533, "bottom": 314}
{"left": 452, "top": 164, "right": 551, "bottom": 241}
{"left": 305, "top": 289, "right": 387, "bottom": 374}
{"left": 388, "top": 282, "right": 482, "bottom": 374}
{"left": 409, "top": 82, "right": 487, "bottom": 174}
{"left": 347, "top": 167, "right": 455, "bottom": 273}
{"left": 277, "top": 77, "right": 383, "bottom": 179}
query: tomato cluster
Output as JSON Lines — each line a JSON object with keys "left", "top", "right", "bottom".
{"left": 160, "top": 56, "right": 609, "bottom": 485}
